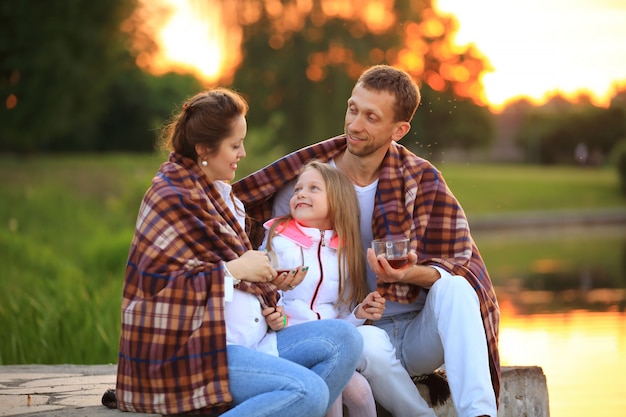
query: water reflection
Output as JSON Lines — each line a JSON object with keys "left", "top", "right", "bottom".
{"left": 499, "top": 309, "right": 626, "bottom": 417}
{"left": 476, "top": 223, "right": 626, "bottom": 314}
{"left": 476, "top": 222, "right": 626, "bottom": 416}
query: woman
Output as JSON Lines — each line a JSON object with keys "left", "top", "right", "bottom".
{"left": 115, "top": 88, "right": 363, "bottom": 416}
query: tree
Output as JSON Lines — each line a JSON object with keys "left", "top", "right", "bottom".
{"left": 62, "top": 67, "right": 203, "bottom": 152}
{"left": 514, "top": 94, "right": 626, "bottom": 165}
{"left": 220, "top": 0, "right": 493, "bottom": 154}
{"left": 0, "top": 0, "right": 496, "bottom": 155}
{"left": 411, "top": 86, "right": 493, "bottom": 157}
{"left": 0, "top": 0, "right": 203, "bottom": 153}
{"left": 0, "top": 0, "right": 144, "bottom": 152}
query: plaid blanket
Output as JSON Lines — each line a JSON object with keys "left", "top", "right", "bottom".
{"left": 116, "top": 152, "right": 278, "bottom": 415}
{"left": 234, "top": 135, "right": 501, "bottom": 400}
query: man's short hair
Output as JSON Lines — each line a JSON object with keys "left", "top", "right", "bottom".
{"left": 357, "top": 65, "right": 420, "bottom": 123}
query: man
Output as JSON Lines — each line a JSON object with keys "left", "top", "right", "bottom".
{"left": 234, "top": 65, "right": 500, "bottom": 417}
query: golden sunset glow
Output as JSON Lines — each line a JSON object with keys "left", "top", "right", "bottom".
{"left": 140, "top": 0, "right": 241, "bottom": 83}
{"left": 436, "top": 0, "right": 626, "bottom": 111}
{"left": 499, "top": 310, "right": 626, "bottom": 416}
{"left": 146, "top": 0, "right": 626, "bottom": 110}
{"left": 157, "top": 1, "right": 222, "bottom": 80}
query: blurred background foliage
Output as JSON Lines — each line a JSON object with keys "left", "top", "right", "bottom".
{"left": 1, "top": 0, "right": 625, "bottom": 176}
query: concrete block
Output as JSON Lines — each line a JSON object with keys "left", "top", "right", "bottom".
{"left": 414, "top": 366, "right": 550, "bottom": 417}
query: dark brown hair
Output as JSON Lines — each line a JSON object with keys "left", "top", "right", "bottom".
{"left": 160, "top": 88, "right": 249, "bottom": 159}
{"left": 357, "top": 65, "right": 420, "bottom": 123}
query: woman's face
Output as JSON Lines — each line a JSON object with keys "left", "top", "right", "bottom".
{"left": 201, "top": 115, "right": 247, "bottom": 182}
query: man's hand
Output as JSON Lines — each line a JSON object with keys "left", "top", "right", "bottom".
{"left": 366, "top": 248, "right": 440, "bottom": 288}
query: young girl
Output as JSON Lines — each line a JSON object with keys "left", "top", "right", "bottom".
{"left": 262, "top": 161, "right": 385, "bottom": 417}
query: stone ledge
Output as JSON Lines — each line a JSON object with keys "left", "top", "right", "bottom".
{"left": 0, "top": 364, "right": 142, "bottom": 417}
{"left": 417, "top": 366, "right": 549, "bottom": 417}
{"left": 0, "top": 364, "right": 548, "bottom": 416}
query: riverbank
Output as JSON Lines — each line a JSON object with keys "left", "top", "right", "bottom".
{"left": 470, "top": 206, "right": 626, "bottom": 232}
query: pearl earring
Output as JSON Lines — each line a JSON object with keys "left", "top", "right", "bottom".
{"left": 201, "top": 160, "right": 208, "bottom": 167}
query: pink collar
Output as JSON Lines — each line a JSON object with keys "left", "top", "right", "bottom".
{"left": 264, "top": 218, "right": 340, "bottom": 249}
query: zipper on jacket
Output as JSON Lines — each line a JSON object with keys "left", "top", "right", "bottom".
{"left": 310, "top": 230, "right": 325, "bottom": 319}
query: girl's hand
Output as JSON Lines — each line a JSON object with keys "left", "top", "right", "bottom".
{"left": 263, "top": 306, "right": 287, "bottom": 331}
{"left": 271, "top": 266, "right": 308, "bottom": 291}
{"left": 226, "top": 250, "right": 276, "bottom": 283}
{"left": 356, "top": 291, "right": 386, "bottom": 321}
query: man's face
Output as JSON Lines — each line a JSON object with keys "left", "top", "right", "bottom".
{"left": 344, "top": 83, "right": 404, "bottom": 158}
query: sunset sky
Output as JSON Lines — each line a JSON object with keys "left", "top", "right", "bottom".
{"left": 435, "top": 0, "right": 626, "bottom": 110}
{"left": 151, "top": 0, "right": 626, "bottom": 111}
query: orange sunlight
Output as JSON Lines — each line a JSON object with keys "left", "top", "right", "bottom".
{"left": 435, "top": 0, "right": 626, "bottom": 111}
{"left": 146, "top": 0, "right": 626, "bottom": 111}
{"left": 140, "top": 0, "right": 240, "bottom": 83}
{"left": 499, "top": 310, "right": 626, "bottom": 417}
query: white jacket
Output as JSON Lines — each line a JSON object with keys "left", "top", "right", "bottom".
{"left": 262, "top": 218, "right": 364, "bottom": 327}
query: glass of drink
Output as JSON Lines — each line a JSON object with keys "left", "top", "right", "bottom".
{"left": 371, "top": 237, "right": 410, "bottom": 268}
{"left": 266, "top": 250, "right": 300, "bottom": 276}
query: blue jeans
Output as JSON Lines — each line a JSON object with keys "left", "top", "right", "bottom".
{"left": 222, "top": 319, "right": 363, "bottom": 417}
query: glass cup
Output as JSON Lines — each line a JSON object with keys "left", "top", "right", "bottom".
{"left": 371, "top": 237, "right": 410, "bottom": 268}
{"left": 265, "top": 250, "right": 299, "bottom": 276}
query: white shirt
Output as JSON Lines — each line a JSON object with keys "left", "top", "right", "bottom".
{"left": 215, "top": 180, "right": 278, "bottom": 356}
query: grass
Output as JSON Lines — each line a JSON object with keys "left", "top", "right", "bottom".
{"left": 0, "top": 154, "right": 163, "bottom": 364}
{"left": 0, "top": 153, "right": 624, "bottom": 364}
{"left": 476, "top": 228, "right": 625, "bottom": 291}
{"left": 439, "top": 162, "right": 623, "bottom": 213}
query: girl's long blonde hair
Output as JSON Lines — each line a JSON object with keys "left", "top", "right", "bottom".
{"left": 267, "top": 161, "right": 367, "bottom": 308}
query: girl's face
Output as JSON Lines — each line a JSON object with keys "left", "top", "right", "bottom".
{"left": 290, "top": 167, "right": 331, "bottom": 230}
{"left": 200, "top": 115, "right": 247, "bottom": 182}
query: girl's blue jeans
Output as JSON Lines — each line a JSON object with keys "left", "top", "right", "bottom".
{"left": 222, "top": 319, "right": 363, "bottom": 417}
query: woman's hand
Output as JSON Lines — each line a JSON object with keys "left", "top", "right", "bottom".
{"left": 226, "top": 250, "right": 276, "bottom": 283}
{"left": 271, "top": 267, "right": 308, "bottom": 291}
{"left": 263, "top": 306, "right": 287, "bottom": 331}
{"left": 355, "top": 291, "right": 386, "bottom": 321}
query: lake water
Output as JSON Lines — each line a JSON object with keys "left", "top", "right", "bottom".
{"left": 474, "top": 222, "right": 626, "bottom": 417}
{"left": 499, "top": 303, "right": 626, "bottom": 416}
